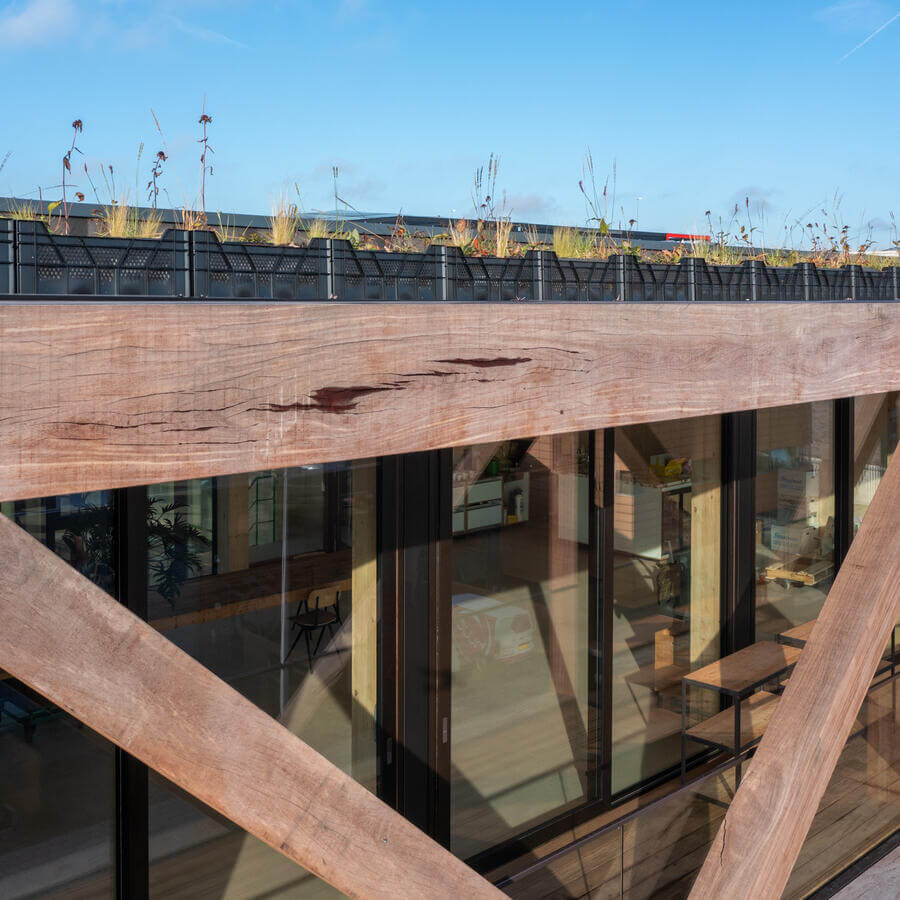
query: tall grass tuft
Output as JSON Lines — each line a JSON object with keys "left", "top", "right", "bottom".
{"left": 447, "top": 218, "right": 474, "bottom": 252}
{"left": 213, "top": 212, "right": 249, "bottom": 243}
{"left": 95, "top": 192, "right": 163, "bottom": 238}
{"left": 4, "top": 199, "right": 43, "bottom": 221}
{"left": 269, "top": 194, "right": 300, "bottom": 246}
{"left": 553, "top": 227, "right": 591, "bottom": 258}
{"left": 304, "top": 218, "right": 329, "bottom": 240}
{"left": 493, "top": 217, "right": 514, "bottom": 258}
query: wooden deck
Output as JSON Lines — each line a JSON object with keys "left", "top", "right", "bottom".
{"left": 496, "top": 675, "right": 898, "bottom": 899}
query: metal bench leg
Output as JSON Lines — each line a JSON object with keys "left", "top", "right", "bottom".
{"left": 734, "top": 698, "right": 742, "bottom": 789}
{"left": 284, "top": 625, "right": 306, "bottom": 663}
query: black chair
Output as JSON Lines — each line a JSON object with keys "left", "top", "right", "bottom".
{"left": 285, "top": 582, "right": 347, "bottom": 667}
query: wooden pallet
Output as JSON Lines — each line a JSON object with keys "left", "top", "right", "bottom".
{"left": 765, "top": 555, "right": 833, "bottom": 587}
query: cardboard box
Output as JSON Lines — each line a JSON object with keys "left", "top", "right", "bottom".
{"left": 770, "top": 522, "right": 818, "bottom": 557}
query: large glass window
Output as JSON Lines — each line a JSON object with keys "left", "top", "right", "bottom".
{"left": 755, "top": 402, "right": 835, "bottom": 642}
{"left": 611, "top": 416, "right": 721, "bottom": 794}
{"left": 0, "top": 494, "right": 116, "bottom": 898}
{"left": 146, "top": 461, "right": 377, "bottom": 898}
{"left": 449, "top": 434, "right": 593, "bottom": 858}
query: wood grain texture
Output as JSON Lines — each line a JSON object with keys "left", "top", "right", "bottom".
{"left": 688, "top": 451, "right": 900, "bottom": 900}
{"left": 685, "top": 641, "right": 802, "bottom": 693}
{"left": 0, "top": 301, "right": 897, "bottom": 501}
{"left": 0, "top": 513, "right": 502, "bottom": 900}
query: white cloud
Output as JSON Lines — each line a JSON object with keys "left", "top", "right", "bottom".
{"left": 0, "top": 1, "right": 247, "bottom": 51}
{"left": 167, "top": 14, "right": 247, "bottom": 48}
{"left": 0, "top": 0, "right": 76, "bottom": 44}
{"left": 814, "top": 0, "right": 890, "bottom": 32}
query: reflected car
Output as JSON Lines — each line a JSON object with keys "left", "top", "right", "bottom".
{"left": 451, "top": 593, "right": 536, "bottom": 671}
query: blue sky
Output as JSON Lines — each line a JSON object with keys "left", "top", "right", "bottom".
{"left": 2, "top": 0, "right": 899, "bottom": 247}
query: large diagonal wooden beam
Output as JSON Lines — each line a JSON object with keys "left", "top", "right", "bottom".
{"left": 0, "top": 301, "right": 897, "bottom": 500}
{"left": 0, "top": 513, "right": 502, "bottom": 900}
{"left": 689, "top": 451, "right": 900, "bottom": 899}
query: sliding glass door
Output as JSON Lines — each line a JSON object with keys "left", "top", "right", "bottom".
{"left": 755, "top": 402, "right": 835, "bottom": 642}
{"left": 610, "top": 416, "right": 722, "bottom": 794}
{"left": 447, "top": 433, "right": 596, "bottom": 858}
{"left": 144, "top": 462, "right": 378, "bottom": 898}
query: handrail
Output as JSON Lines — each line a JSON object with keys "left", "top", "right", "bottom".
{"left": 493, "top": 748, "right": 754, "bottom": 889}
{"left": 689, "top": 452, "right": 900, "bottom": 899}
{"left": 0, "top": 513, "right": 502, "bottom": 899}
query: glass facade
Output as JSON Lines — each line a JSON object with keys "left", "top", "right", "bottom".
{"left": 0, "top": 397, "right": 892, "bottom": 894}
{"left": 146, "top": 463, "right": 376, "bottom": 897}
{"left": 755, "top": 402, "right": 835, "bottom": 643}
{"left": 0, "top": 493, "right": 117, "bottom": 899}
{"left": 449, "top": 433, "right": 593, "bottom": 857}
{"left": 612, "top": 415, "right": 721, "bottom": 793}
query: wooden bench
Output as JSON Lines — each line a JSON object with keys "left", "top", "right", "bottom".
{"left": 681, "top": 642, "right": 802, "bottom": 783}
{"left": 778, "top": 617, "right": 897, "bottom": 678}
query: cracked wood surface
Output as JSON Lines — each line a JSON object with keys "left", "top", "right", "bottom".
{"left": 688, "top": 451, "right": 900, "bottom": 900}
{"left": 0, "top": 512, "right": 502, "bottom": 899}
{"left": 1, "top": 301, "right": 898, "bottom": 500}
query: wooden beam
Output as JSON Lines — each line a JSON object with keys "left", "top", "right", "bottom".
{"left": 0, "top": 513, "right": 502, "bottom": 899}
{"left": 689, "top": 451, "right": 900, "bottom": 899}
{"left": 0, "top": 302, "right": 897, "bottom": 501}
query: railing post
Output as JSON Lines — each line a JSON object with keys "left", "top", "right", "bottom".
{"left": 0, "top": 219, "right": 13, "bottom": 293}
{"left": 616, "top": 254, "right": 628, "bottom": 302}
{"left": 532, "top": 248, "right": 545, "bottom": 302}
{"left": 14, "top": 219, "right": 38, "bottom": 294}
{"left": 190, "top": 229, "right": 212, "bottom": 298}
{"left": 437, "top": 244, "right": 449, "bottom": 302}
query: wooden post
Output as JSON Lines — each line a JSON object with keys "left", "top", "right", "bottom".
{"left": 351, "top": 460, "right": 378, "bottom": 790}
{"left": 219, "top": 473, "right": 250, "bottom": 573}
{"left": 689, "top": 417, "right": 721, "bottom": 674}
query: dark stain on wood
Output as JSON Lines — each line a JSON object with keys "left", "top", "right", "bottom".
{"left": 261, "top": 385, "right": 398, "bottom": 415}
{"left": 435, "top": 357, "right": 531, "bottom": 368}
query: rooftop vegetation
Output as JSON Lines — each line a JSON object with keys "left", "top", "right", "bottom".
{"left": 2, "top": 111, "right": 898, "bottom": 270}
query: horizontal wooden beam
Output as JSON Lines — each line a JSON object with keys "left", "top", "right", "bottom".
{"left": 689, "top": 450, "right": 900, "bottom": 899}
{"left": 0, "top": 513, "right": 502, "bottom": 898}
{"left": 1, "top": 301, "right": 897, "bottom": 500}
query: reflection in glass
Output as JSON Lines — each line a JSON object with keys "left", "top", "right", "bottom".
{"left": 611, "top": 416, "right": 721, "bottom": 794}
{"left": 450, "top": 433, "right": 593, "bottom": 858}
{"left": 853, "top": 391, "right": 898, "bottom": 529}
{"left": 755, "top": 402, "right": 835, "bottom": 643}
{"left": 0, "top": 494, "right": 116, "bottom": 898}
{"left": 146, "top": 461, "right": 376, "bottom": 898}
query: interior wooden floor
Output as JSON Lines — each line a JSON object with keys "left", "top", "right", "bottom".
{"left": 494, "top": 674, "right": 898, "bottom": 900}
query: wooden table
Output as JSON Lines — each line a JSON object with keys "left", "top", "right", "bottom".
{"left": 778, "top": 618, "right": 897, "bottom": 677}
{"left": 776, "top": 619, "right": 816, "bottom": 648}
{"left": 681, "top": 641, "right": 802, "bottom": 783}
